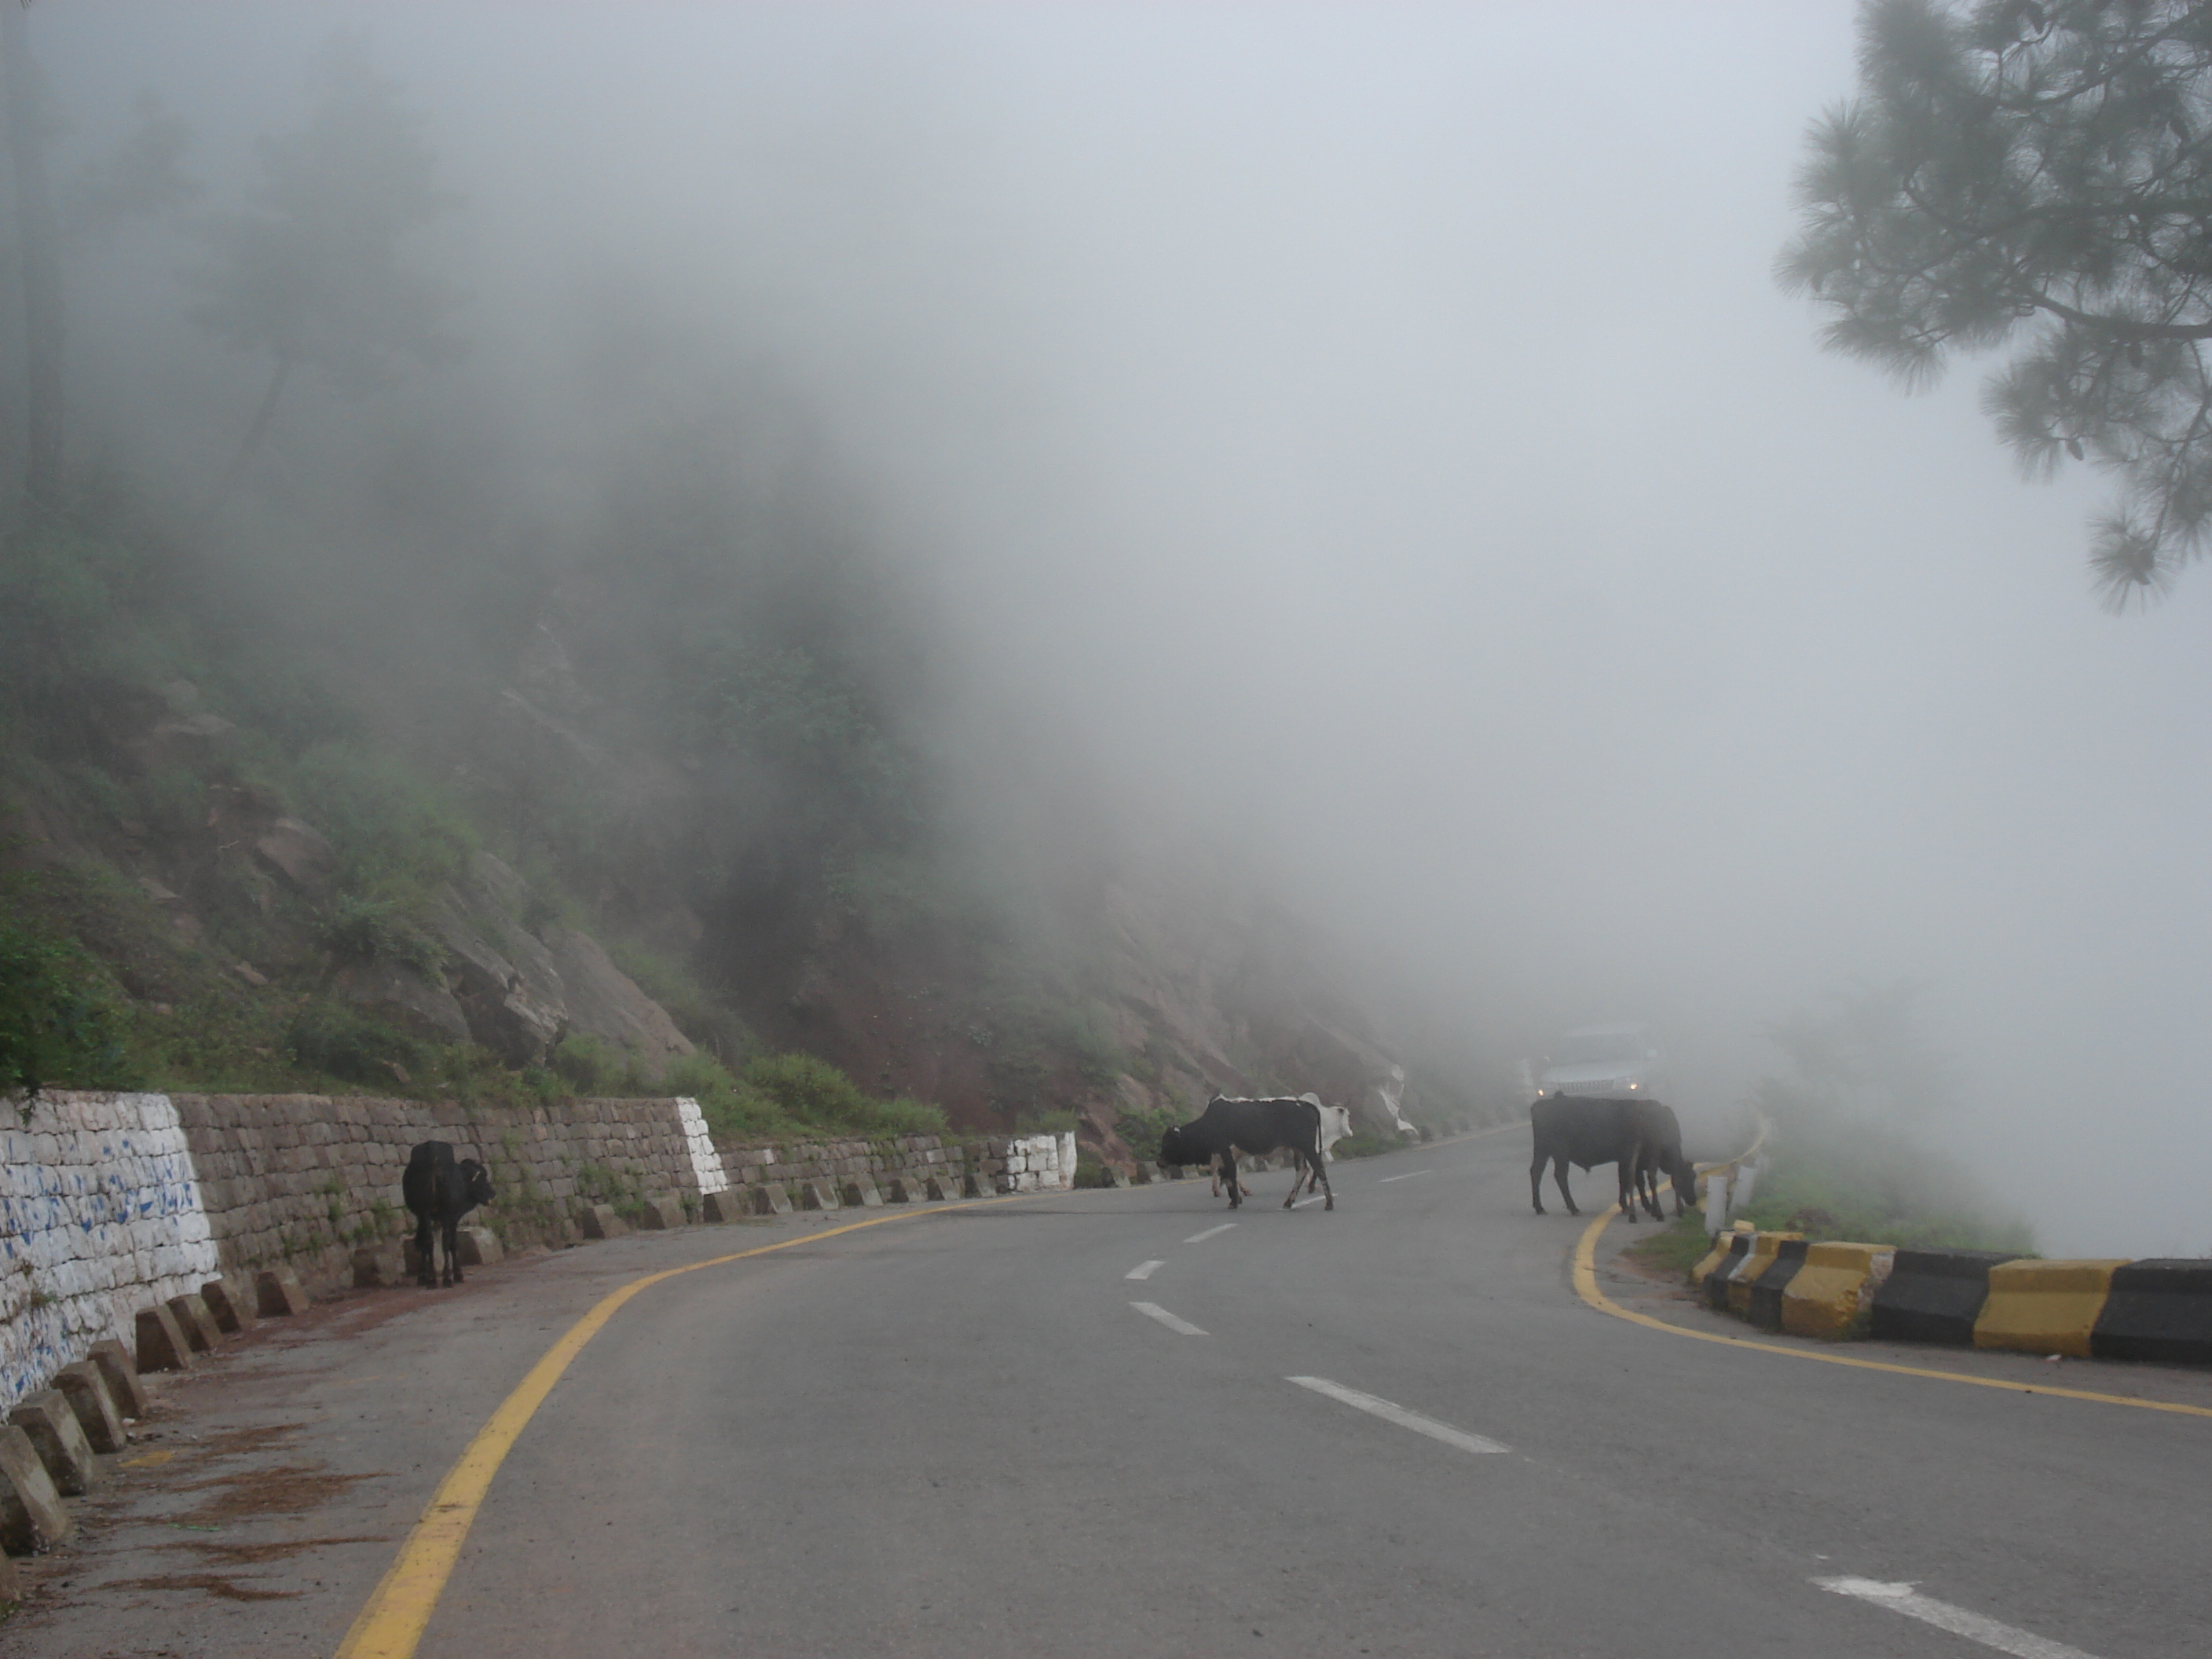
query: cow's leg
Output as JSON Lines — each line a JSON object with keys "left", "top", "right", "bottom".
{"left": 1641, "top": 1158, "right": 1665, "bottom": 1221}
{"left": 1316, "top": 1140, "right": 1335, "bottom": 1210}
{"left": 445, "top": 1216, "right": 463, "bottom": 1286}
{"left": 1552, "top": 1156, "right": 1578, "bottom": 1216}
{"left": 414, "top": 1211, "right": 436, "bottom": 1287}
{"left": 1617, "top": 1158, "right": 1640, "bottom": 1221}
{"left": 1530, "top": 1152, "right": 1547, "bottom": 1214}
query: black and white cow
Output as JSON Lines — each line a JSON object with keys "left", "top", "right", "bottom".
{"left": 1160, "top": 1095, "right": 1334, "bottom": 1210}
{"left": 401, "top": 1141, "right": 496, "bottom": 1287}
{"left": 1290, "top": 1097, "right": 1355, "bottom": 1197}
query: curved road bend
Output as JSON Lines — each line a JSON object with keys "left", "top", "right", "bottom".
{"left": 391, "top": 1130, "right": 2207, "bottom": 1659}
{"left": 13, "top": 1130, "right": 2208, "bottom": 1657}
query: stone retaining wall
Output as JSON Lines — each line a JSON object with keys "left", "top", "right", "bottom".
{"left": 2, "top": 1091, "right": 1076, "bottom": 1412}
{"left": 712, "top": 1129, "right": 1075, "bottom": 1205}
{"left": 169, "top": 1092, "right": 723, "bottom": 1287}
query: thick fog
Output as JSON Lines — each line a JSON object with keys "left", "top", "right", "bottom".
{"left": 48, "top": 3, "right": 2212, "bottom": 1255}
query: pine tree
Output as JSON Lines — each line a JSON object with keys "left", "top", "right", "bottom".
{"left": 1781, "top": 0, "right": 2212, "bottom": 608}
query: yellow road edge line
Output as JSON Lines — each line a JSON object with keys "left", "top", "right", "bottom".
{"left": 1570, "top": 1206, "right": 2212, "bottom": 1421}
{"left": 332, "top": 1194, "right": 1032, "bottom": 1659}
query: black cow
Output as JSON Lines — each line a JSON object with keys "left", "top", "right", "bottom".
{"left": 1528, "top": 1094, "right": 1691, "bottom": 1221}
{"left": 401, "top": 1141, "right": 496, "bottom": 1287}
{"left": 1159, "top": 1095, "right": 1334, "bottom": 1210}
{"left": 1627, "top": 1099, "right": 1698, "bottom": 1221}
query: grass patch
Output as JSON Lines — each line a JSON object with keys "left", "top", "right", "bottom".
{"left": 662, "top": 1049, "right": 948, "bottom": 1143}
{"left": 1621, "top": 1211, "right": 1716, "bottom": 1277}
{"left": 1734, "top": 1126, "right": 2034, "bottom": 1254}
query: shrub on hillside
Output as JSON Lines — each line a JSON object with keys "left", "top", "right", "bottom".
{"left": 284, "top": 1002, "right": 424, "bottom": 1090}
{"left": 0, "top": 899, "right": 136, "bottom": 1095}
{"left": 292, "top": 743, "right": 477, "bottom": 905}
{"left": 724, "top": 1051, "right": 945, "bottom": 1140}
{"left": 548, "top": 1031, "right": 654, "bottom": 1097}
{"left": 660, "top": 1049, "right": 789, "bottom": 1140}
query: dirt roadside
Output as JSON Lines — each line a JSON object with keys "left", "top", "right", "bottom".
{"left": 0, "top": 1211, "right": 855, "bottom": 1659}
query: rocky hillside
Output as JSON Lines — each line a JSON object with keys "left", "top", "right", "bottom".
{"left": 0, "top": 464, "right": 1491, "bottom": 1167}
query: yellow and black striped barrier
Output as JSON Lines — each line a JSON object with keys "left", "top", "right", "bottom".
{"left": 1686, "top": 1235, "right": 2212, "bottom": 1364}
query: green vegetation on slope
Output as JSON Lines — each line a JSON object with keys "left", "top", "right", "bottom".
{"left": 1730, "top": 981, "right": 2034, "bottom": 1255}
{"left": 1732, "top": 1121, "right": 2034, "bottom": 1254}
{"left": 0, "top": 497, "right": 946, "bottom": 1142}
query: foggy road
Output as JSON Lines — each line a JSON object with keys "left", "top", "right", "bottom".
{"left": 366, "top": 1133, "right": 2207, "bottom": 1659}
{"left": 10, "top": 1131, "right": 2210, "bottom": 1658}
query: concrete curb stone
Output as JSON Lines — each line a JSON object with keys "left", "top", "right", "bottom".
{"left": 2092, "top": 1258, "right": 2212, "bottom": 1363}
{"left": 50, "top": 1363, "right": 126, "bottom": 1455}
{"left": 577, "top": 1204, "right": 627, "bottom": 1240}
{"left": 1975, "top": 1259, "right": 2128, "bottom": 1358}
{"left": 6, "top": 1392, "right": 102, "bottom": 1496}
{"left": 1746, "top": 1238, "right": 1812, "bottom": 1332}
{"left": 86, "top": 1341, "right": 148, "bottom": 1419}
{"left": 458, "top": 1225, "right": 502, "bottom": 1266}
{"left": 352, "top": 1247, "right": 403, "bottom": 1290}
{"left": 1870, "top": 1248, "right": 2019, "bottom": 1346}
{"left": 1780, "top": 1242, "right": 1896, "bottom": 1340}
{"left": 165, "top": 1293, "right": 224, "bottom": 1352}
{"left": 255, "top": 1266, "right": 311, "bottom": 1317}
{"left": 200, "top": 1276, "right": 259, "bottom": 1335}
{"left": 134, "top": 1306, "right": 195, "bottom": 1374}
{"left": 0, "top": 1423, "right": 71, "bottom": 1552}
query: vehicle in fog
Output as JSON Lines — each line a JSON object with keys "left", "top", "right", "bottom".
{"left": 1536, "top": 1023, "right": 1664, "bottom": 1100}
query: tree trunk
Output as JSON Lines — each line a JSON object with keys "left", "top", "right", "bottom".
{"left": 1, "top": 2, "right": 61, "bottom": 515}
{"left": 192, "top": 354, "right": 291, "bottom": 536}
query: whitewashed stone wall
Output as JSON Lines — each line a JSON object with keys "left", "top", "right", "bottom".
{"left": 1, "top": 1093, "right": 218, "bottom": 1414}
{"left": 987, "top": 1131, "right": 1077, "bottom": 1193}
{"left": 676, "top": 1096, "right": 729, "bottom": 1194}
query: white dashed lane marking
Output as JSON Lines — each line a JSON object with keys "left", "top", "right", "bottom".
{"left": 1184, "top": 1222, "right": 1237, "bottom": 1243}
{"left": 1130, "top": 1302, "right": 1207, "bottom": 1336}
{"left": 1125, "top": 1260, "right": 1164, "bottom": 1280}
{"left": 1286, "top": 1376, "right": 1508, "bottom": 1456}
{"left": 1376, "top": 1170, "right": 1431, "bottom": 1183}
{"left": 1815, "top": 1578, "right": 2099, "bottom": 1659}
{"left": 1290, "top": 1196, "right": 1326, "bottom": 1208}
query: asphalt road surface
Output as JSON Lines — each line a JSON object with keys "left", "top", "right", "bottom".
{"left": 11, "top": 1126, "right": 2210, "bottom": 1658}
